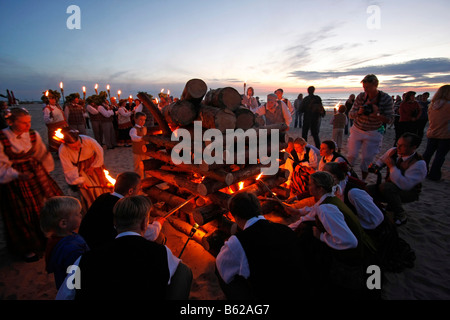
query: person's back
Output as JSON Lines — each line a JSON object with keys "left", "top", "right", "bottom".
{"left": 235, "top": 219, "right": 305, "bottom": 299}
{"left": 75, "top": 234, "right": 169, "bottom": 300}
{"left": 78, "top": 192, "right": 119, "bottom": 250}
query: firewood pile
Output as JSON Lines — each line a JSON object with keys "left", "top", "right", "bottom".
{"left": 138, "top": 78, "right": 291, "bottom": 256}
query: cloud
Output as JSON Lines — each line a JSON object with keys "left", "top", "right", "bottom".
{"left": 289, "top": 58, "right": 450, "bottom": 85}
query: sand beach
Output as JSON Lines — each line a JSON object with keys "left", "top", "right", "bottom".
{"left": 1, "top": 102, "right": 449, "bottom": 301}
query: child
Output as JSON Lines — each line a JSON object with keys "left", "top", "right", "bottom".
{"left": 40, "top": 196, "right": 89, "bottom": 289}
{"left": 129, "top": 112, "right": 150, "bottom": 178}
{"left": 330, "top": 105, "right": 348, "bottom": 153}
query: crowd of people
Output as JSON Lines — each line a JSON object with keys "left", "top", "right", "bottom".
{"left": 0, "top": 75, "right": 449, "bottom": 300}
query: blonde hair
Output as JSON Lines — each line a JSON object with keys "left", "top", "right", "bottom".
{"left": 431, "top": 85, "right": 450, "bottom": 104}
{"left": 293, "top": 137, "right": 307, "bottom": 146}
{"left": 40, "top": 196, "right": 82, "bottom": 237}
{"left": 113, "top": 195, "right": 152, "bottom": 231}
{"left": 310, "top": 171, "right": 335, "bottom": 193}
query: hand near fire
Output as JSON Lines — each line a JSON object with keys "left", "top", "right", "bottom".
{"left": 154, "top": 216, "right": 166, "bottom": 225}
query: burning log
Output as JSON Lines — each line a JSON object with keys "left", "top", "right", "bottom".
{"left": 137, "top": 92, "right": 172, "bottom": 136}
{"left": 204, "top": 87, "right": 242, "bottom": 112}
{"left": 180, "top": 78, "right": 208, "bottom": 104}
{"left": 145, "top": 186, "right": 196, "bottom": 215}
{"left": 202, "top": 230, "right": 230, "bottom": 257}
{"left": 198, "top": 103, "right": 236, "bottom": 132}
{"left": 167, "top": 217, "right": 205, "bottom": 246}
{"left": 146, "top": 169, "right": 200, "bottom": 195}
{"left": 145, "top": 149, "right": 235, "bottom": 185}
{"left": 193, "top": 203, "right": 229, "bottom": 226}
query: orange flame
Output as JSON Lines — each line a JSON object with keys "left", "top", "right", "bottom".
{"left": 238, "top": 181, "right": 244, "bottom": 190}
{"left": 53, "top": 128, "right": 64, "bottom": 142}
{"left": 256, "top": 173, "right": 263, "bottom": 180}
{"left": 103, "top": 169, "right": 116, "bottom": 186}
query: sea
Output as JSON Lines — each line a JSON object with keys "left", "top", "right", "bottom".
{"left": 280, "top": 91, "right": 435, "bottom": 111}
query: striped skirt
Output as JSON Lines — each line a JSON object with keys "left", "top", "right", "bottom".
{"left": 0, "top": 159, "right": 64, "bottom": 255}
{"left": 290, "top": 165, "right": 316, "bottom": 200}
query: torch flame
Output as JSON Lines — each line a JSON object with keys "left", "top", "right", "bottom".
{"left": 334, "top": 101, "right": 341, "bottom": 109}
{"left": 82, "top": 86, "right": 86, "bottom": 93}
{"left": 103, "top": 169, "right": 116, "bottom": 186}
{"left": 60, "top": 82, "right": 63, "bottom": 89}
{"left": 167, "top": 90, "right": 170, "bottom": 96}
{"left": 53, "top": 128, "right": 64, "bottom": 142}
{"left": 106, "top": 84, "right": 110, "bottom": 90}
{"left": 95, "top": 84, "right": 98, "bottom": 89}
{"left": 45, "top": 90, "right": 49, "bottom": 97}
{"left": 161, "top": 88, "right": 164, "bottom": 93}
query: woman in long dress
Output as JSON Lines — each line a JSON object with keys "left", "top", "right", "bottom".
{"left": 58, "top": 127, "right": 111, "bottom": 213}
{"left": 0, "top": 108, "right": 64, "bottom": 262}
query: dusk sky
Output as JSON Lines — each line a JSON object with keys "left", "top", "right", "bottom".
{"left": 1, "top": 0, "right": 449, "bottom": 101}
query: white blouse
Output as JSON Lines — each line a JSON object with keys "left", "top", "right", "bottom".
{"left": 288, "top": 193, "right": 358, "bottom": 250}
{"left": 58, "top": 135, "right": 104, "bottom": 185}
{"left": 0, "top": 128, "right": 54, "bottom": 183}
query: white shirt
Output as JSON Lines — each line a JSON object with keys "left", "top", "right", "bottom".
{"left": 334, "top": 177, "right": 384, "bottom": 230}
{"left": 0, "top": 128, "right": 54, "bottom": 183}
{"left": 43, "top": 105, "right": 65, "bottom": 124}
{"left": 58, "top": 135, "right": 104, "bottom": 185}
{"left": 318, "top": 154, "right": 346, "bottom": 171}
{"left": 288, "top": 193, "right": 358, "bottom": 250}
{"left": 215, "top": 216, "right": 265, "bottom": 284}
{"left": 97, "top": 105, "right": 114, "bottom": 118}
{"left": 375, "top": 148, "right": 427, "bottom": 191}
{"left": 129, "top": 125, "right": 144, "bottom": 142}
{"left": 55, "top": 231, "right": 180, "bottom": 300}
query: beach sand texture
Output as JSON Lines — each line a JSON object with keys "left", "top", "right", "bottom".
{"left": 1, "top": 103, "right": 449, "bottom": 300}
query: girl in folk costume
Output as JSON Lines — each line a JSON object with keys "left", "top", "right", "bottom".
{"left": 42, "top": 90, "right": 68, "bottom": 152}
{"left": 0, "top": 108, "right": 64, "bottom": 262}
{"left": 287, "top": 171, "right": 376, "bottom": 298}
{"left": 64, "top": 93, "right": 87, "bottom": 135}
{"left": 117, "top": 99, "right": 133, "bottom": 147}
{"left": 58, "top": 128, "right": 111, "bottom": 212}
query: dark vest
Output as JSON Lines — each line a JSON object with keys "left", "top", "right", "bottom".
{"left": 132, "top": 126, "right": 147, "bottom": 155}
{"left": 321, "top": 196, "right": 376, "bottom": 262}
{"left": 265, "top": 102, "right": 285, "bottom": 125}
{"left": 75, "top": 235, "right": 169, "bottom": 300}
{"left": 235, "top": 219, "right": 304, "bottom": 300}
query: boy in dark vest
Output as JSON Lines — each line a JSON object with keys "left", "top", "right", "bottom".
{"left": 215, "top": 192, "right": 308, "bottom": 300}
{"left": 367, "top": 132, "right": 427, "bottom": 226}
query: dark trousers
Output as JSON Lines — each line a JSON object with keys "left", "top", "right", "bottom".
{"left": 423, "top": 137, "right": 450, "bottom": 181}
{"left": 367, "top": 182, "right": 418, "bottom": 214}
{"left": 302, "top": 117, "right": 321, "bottom": 148}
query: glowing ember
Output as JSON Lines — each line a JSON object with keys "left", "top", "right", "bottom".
{"left": 238, "top": 181, "right": 244, "bottom": 190}
{"left": 255, "top": 173, "right": 263, "bottom": 180}
{"left": 103, "top": 169, "right": 116, "bottom": 186}
{"left": 53, "top": 128, "right": 64, "bottom": 142}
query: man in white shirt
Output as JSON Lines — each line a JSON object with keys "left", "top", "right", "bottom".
{"left": 215, "top": 192, "right": 306, "bottom": 300}
{"left": 56, "top": 195, "right": 192, "bottom": 300}
{"left": 367, "top": 132, "right": 427, "bottom": 225}
{"left": 255, "top": 93, "right": 292, "bottom": 128}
